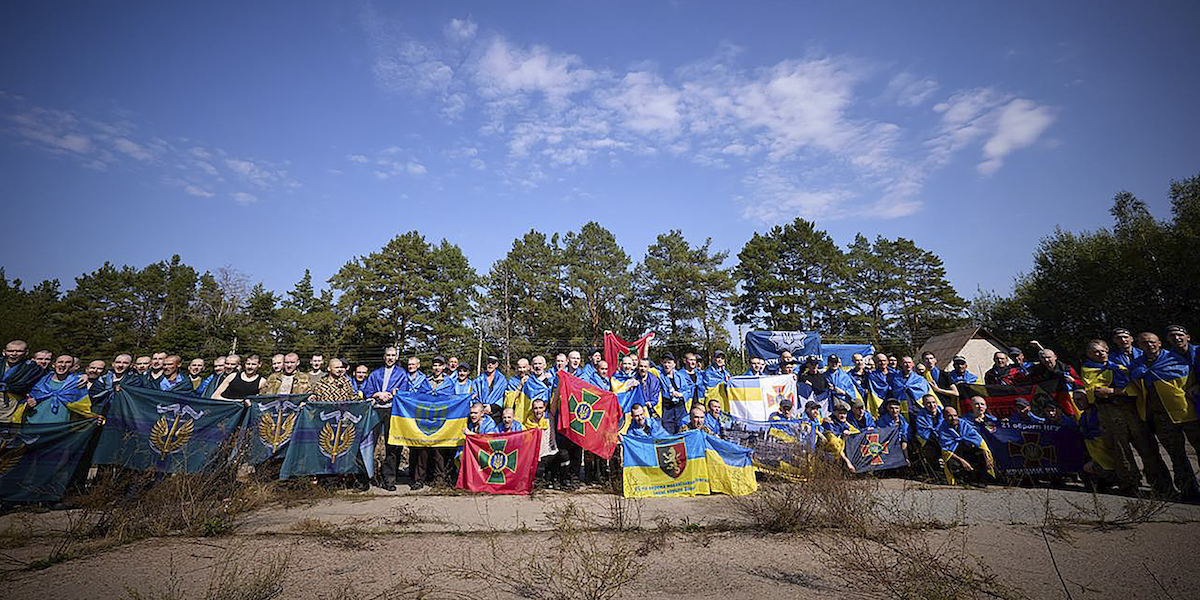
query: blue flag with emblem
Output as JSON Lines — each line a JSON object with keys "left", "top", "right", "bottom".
{"left": 845, "top": 425, "right": 908, "bottom": 473}
{"left": 238, "top": 395, "right": 310, "bottom": 464}
{"left": 0, "top": 420, "right": 99, "bottom": 502}
{"left": 94, "top": 387, "right": 247, "bottom": 473}
{"left": 389, "top": 391, "right": 471, "bottom": 447}
{"left": 744, "top": 330, "right": 821, "bottom": 373}
{"left": 279, "top": 400, "right": 379, "bottom": 480}
{"left": 979, "top": 421, "right": 1085, "bottom": 476}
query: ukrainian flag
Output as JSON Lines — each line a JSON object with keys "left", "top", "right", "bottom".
{"left": 389, "top": 391, "right": 471, "bottom": 447}
{"left": 21, "top": 374, "right": 95, "bottom": 423}
{"left": 622, "top": 429, "right": 712, "bottom": 497}
{"left": 704, "top": 432, "right": 758, "bottom": 496}
{"left": 503, "top": 377, "right": 549, "bottom": 425}
{"left": 1131, "top": 351, "right": 1195, "bottom": 423}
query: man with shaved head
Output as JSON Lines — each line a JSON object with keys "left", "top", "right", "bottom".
{"left": 1, "top": 340, "right": 42, "bottom": 423}
{"left": 265, "top": 352, "right": 310, "bottom": 394}
{"left": 24, "top": 355, "right": 93, "bottom": 424}
{"left": 33, "top": 350, "right": 53, "bottom": 371}
{"left": 187, "top": 358, "right": 206, "bottom": 391}
{"left": 151, "top": 355, "right": 193, "bottom": 393}
{"left": 150, "top": 351, "right": 167, "bottom": 380}
{"left": 134, "top": 355, "right": 151, "bottom": 376}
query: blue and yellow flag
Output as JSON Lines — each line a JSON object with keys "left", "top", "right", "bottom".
{"left": 623, "top": 428, "right": 712, "bottom": 497}
{"left": 280, "top": 400, "right": 379, "bottom": 480}
{"left": 94, "top": 387, "right": 247, "bottom": 473}
{"left": 22, "top": 373, "right": 95, "bottom": 424}
{"left": 389, "top": 391, "right": 471, "bottom": 447}
{"left": 238, "top": 395, "right": 309, "bottom": 464}
{"left": 0, "top": 420, "right": 98, "bottom": 502}
{"left": 1130, "top": 350, "right": 1195, "bottom": 424}
{"left": 703, "top": 432, "right": 757, "bottom": 496}
{"left": 503, "top": 377, "right": 549, "bottom": 425}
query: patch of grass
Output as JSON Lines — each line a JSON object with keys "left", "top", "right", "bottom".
{"left": 730, "top": 455, "right": 879, "bottom": 534}
{"left": 440, "top": 501, "right": 645, "bottom": 600}
{"left": 288, "top": 518, "right": 371, "bottom": 551}
{"left": 122, "top": 546, "right": 291, "bottom": 600}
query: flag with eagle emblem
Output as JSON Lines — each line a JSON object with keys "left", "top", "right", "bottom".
{"left": 280, "top": 400, "right": 379, "bottom": 479}
{"left": 456, "top": 428, "right": 541, "bottom": 494}
{"left": 0, "top": 420, "right": 98, "bottom": 503}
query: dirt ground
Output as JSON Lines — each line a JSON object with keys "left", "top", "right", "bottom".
{"left": 3, "top": 480, "right": 1199, "bottom": 600}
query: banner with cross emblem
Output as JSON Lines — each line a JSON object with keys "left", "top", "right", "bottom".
{"left": 457, "top": 429, "right": 541, "bottom": 494}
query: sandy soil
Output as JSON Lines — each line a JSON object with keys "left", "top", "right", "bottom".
{"left": 3, "top": 481, "right": 1199, "bottom": 600}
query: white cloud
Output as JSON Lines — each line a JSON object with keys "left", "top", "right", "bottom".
{"left": 185, "top": 185, "right": 215, "bottom": 198}
{"left": 1, "top": 95, "right": 298, "bottom": 204}
{"left": 927, "top": 87, "right": 1056, "bottom": 176}
{"left": 347, "top": 154, "right": 369, "bottom": 163}
{"left": 474, "top": 38, "right": 597, "bottom": 104}
{"left": 444, "top": 18, "right": 477, "bottom": 42}
{"left": 114, "top": 137, "right": 153, "bottom": 161}
{"left": 884, "top": 72, "right": 939, "bottom": 107}
{"left": 231, "top": 191, "right": 258, "bottom": 204}
{"left": 357, "top": 14, "right": 1058, "bottom": 221}
{"left": 978, "top": 99, "right": 1055, "bottom": 175}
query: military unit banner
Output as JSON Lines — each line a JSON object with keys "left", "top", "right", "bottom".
{"left": 457, "top": 429, "right": 541, "bottom": 495}
{"left": 979, "top": 421, "right": 1085, "bottom": 477}
{"left": 725, "top": 375, "right": 796, "bottom": 421}
{"left": 0, "top": 421, "right": 98, "bottom": 502}
{"left": 845, "top": 425, "right": 908, "bottom": 473}
{"left": 279, "top": 400, "right": 379, "bottom": 480}
{"left": 239, "top": 395, "right": 309, "bottom": 464}
{"left": 94, "top": 387, "right": 246, "bottom": 473}
{"left": 744, "top": 331, "right": 821, "bottom": 373}
{"left": 622, "top": 429, "right": 756, "bottom": 498}
{"left": 723, "top": 416, "right": 817, "bottom": 478}
{"left": 556, "top": 371, "right": 622, "bottom": 460}
{"left": 962, "top": 377, "right": 1080, "bottom": 419}
{"left": 388, "top": 391, "right": 471, "bottom": 447}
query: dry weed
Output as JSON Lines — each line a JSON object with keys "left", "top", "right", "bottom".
{"left": 122, "top": 545, "right": 291, "bottom": 600}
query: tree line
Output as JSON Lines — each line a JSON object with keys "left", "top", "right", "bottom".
{"left": 971, "top": 171, "right": 1200, "bottom": 358}
{"left": 8, "top": 171, "right": 1194, "bottom": 370}
{"left": 0, "top": 217, "right": 977, "bottom": 368}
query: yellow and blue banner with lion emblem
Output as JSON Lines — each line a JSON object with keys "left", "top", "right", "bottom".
{"left": 0, "top": 420, "right": 98, "bottom": 502}
{"left": 389, "top": 391, "right": 471, "bottom": 447}
{"left": 279, "top": 400, "right": 379, "bottom": 479}
{"left": 94, "top": 387, "right": 246, "bottom": 473}
{"left": 623, "top": 428, "right": 711, "bottom": 497}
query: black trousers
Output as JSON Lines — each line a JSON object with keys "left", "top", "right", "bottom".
{"left": 555, "top": 431, "right": 583, "bottom": 483}
{"left": 411, "top": 447, "right": 451, "bottom": 483}
{"left": 373, "top": 407, "right": 401, "bottom": 485}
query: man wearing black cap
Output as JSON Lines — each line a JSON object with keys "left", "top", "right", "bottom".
{"left": 1110, "top": 328, "right": 1142, "bottom": 370}
{"left": 1006, "top": 397, "right": 1045, "bottom": 424}
{"left": 798, "top": 355, "right": 828, "bottom": 396}
{"left": 428, "top": 355, "right": 450, "bottom": 394}
{"left": 703, "top": 350, "right": 731, "bottom": 397}
{"left": 768, "top": 397, "right": 795, "bottom": 421}
{"left": 1165, "top": 325, "right": 1198, "bottom": 366}
{"left": 1007, "top": 347, "right": 1032, "bottom": 375}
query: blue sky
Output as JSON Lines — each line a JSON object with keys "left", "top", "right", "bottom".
{"left": 2, "top": 1, "right": 1198, "bottom": 304}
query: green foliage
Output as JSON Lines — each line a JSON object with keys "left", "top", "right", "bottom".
{"left": 734, "top": 220, "right": 965, "bottom": 354}
{"left": 563, "top": 222, "right": 633, "bottom": 345}
{"left": 636, "top": 230, "right": 734, "bottom": 355}
{"left": 330, "top": 231, "right": 478, "bottom": 356}
{"left": 734, "top": 218, "right": 850, "bottom": 333}
{"left": 975, "top": 171, "right": 1200, "bottom": 357}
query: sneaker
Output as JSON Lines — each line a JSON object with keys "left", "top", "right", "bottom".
{"left": 378, "top": 482, "right": 397, "bottom": 492}
{"left": 410, "top": 481, "right": 425, "bottom": 491}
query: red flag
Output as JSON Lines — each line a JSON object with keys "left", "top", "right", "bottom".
{"left": 456, "top": 429, "right": 542, "bottom": 495}
{"left": 556, "top": 371, "right": 622, "bottom": 460}
{"left": 604, "top": 331, "right": 654, "bottom": 376}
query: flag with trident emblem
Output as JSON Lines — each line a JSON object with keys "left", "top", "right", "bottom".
{"left": 95, "top": 387, "right": 247, "bottom": 473}
{"left": 280, "top": 400, "right": 380, "bottom": 480}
